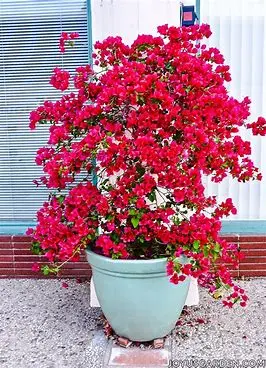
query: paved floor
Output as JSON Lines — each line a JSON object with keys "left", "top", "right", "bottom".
{"left": 0, "top": 278, "right": 265, "bottom": 368}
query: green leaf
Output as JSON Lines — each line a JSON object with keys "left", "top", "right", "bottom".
{"left": 106, "top": 214, "right": 114, "bottom": 221}
{"left": 165, "top": 62, "right": 175, "bottom": 73}
{"left": 110, "top": 232, "right": 119, "bottom": 243}
{"left": 173, "top": 217, "right": 181, "bottom": 226}
{"left": 31, "top": 241, "right": 42, "bottom": 255}
{"left": 203, "top": 245, "right": 209, "bottom": 258}
{"left": 57, "top": 195, "right": 65, "bottom": 205}
{"left": 137, "top": 212, "right": 143, "bottom": 219}
{"left": 147, "top": 191, "right": 156, "bottom": 202}
{"left": 136, "top": 43, "right": 153, "bottom": 52}
{"left": 151, "top": 98, "right": 161, "bottom": 105}
{"left": 193, "top": 240, "right": 200, "bottom": 250}
{"left": 129, "top": 209, "right": 136, "bottom": 216}
{"left": 129, "top": 196, "right": 138, "bottom": 204}
{"left": 173, "top": 260, "right": 181, "bottom": 273}
{"left": 131, "top": 217, "right": 139, "bottom": 228}
{"left": 111, "top": 252, "right": 121, "bottom": 259}
{"left": 136, "top": 166, "right": 145, "bottom": 176}
{"left": 41, "top": 265, "right": 51, "bottom": 276}
{"left": 183, "top": 244, "right": 190, "bottom": 251}
{"left": 214, "top": 243, "right": 221, "bottom": 253}
{"left": 136, "top": 93, "right": 145, "bottom": 105}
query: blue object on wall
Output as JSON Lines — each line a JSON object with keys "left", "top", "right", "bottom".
{"left": 180, "top": 4, "right": 198, "bottom": 26}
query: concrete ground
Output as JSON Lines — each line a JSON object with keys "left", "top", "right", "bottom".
{"left": 0, "top": 278, "right": 265, "bottom": 368}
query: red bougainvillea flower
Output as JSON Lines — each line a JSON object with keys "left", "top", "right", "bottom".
{"left": 59, "top": 31, "right": 79, "bottom": 53}
{"left": 31, "top": 263, "right": 41, "bottom": 272}
{"left": 50, "top": 67, "right": 70, "bottom": 91}
{"left": 28, "top": 24, "right": 266, "bottom": 306}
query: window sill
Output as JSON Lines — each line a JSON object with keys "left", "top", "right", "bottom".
{"left": 0, "top": 222, "right": 35, "bottom": 235}
{"left": 1, "top": 220, "right": 266, "bottom": 235}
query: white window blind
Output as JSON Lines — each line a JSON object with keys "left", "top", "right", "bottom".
{"left": 201, "top": 0, "right": 266, "bottom": 220}
{"left": 0, "top": 0, "right": 89, "bottom": 221}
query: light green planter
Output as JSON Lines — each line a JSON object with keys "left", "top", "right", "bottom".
{"left": 86, "top": 249, "right": 190, "bottom": 342}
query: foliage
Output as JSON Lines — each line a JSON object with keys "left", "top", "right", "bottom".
{"left": 28, "top": 26, "right": 266, "bottom": 307}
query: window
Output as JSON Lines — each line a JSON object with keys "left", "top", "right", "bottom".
{"left": 0, "top": 0, "right": 89, "bottom": 223}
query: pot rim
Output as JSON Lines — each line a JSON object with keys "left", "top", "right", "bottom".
{"left": 86, "top": 247, "right": 188, "bottom": 275}
{"left": 86, "top": 247, "right": 169, "bottom": 265}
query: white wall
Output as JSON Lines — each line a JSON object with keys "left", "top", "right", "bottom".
{"left": 201, "top": 0, "right": 266, "bottom": 220}
{"left": 91, "top": 0, "right": 181, "bottom": 44}
{"left": 90, "top": 0, "right": 266, "bottom": 220}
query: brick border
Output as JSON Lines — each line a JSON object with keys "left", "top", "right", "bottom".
{"left": 0, "top": 234, "right": 266, "bottom": 278}
{"left": 0, "top": 235, "right": 91, "bottom": 279}
{"left": 221, "top": 234, "right": 266, "bottom": 277}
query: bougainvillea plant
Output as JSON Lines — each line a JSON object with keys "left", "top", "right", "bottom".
{"left": 28, "top": 25, "right": 266, "bottom": 308}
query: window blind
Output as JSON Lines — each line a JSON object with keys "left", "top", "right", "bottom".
{"left": 0, "top": 0, "right": 89, "bottom": 221}
{"left": 201, "top": 0, "right": 266, "bottom": 220}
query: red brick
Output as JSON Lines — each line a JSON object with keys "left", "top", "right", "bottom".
{"left": 14, "top": 260, "right": 90, "bottom": 270}
{"left": 0, "top": 268, "right": 15, "bottom": 276}
{"left": 0, "top": 249, "right": 13, "bottom": 256}
{"left": 63, "top": 262, "right": 90, "bottom": 270}
{"left": 14, "top": 255, "right": 46, "bottom": 262}
{"left": 12, "top": 236, "right": 32, "bottom": 243}
{"left": 0, "top": 256, "right": 14, "bottom": 262}
{"left": 239, "top": 263, "right": 266, "bottom": 270}
{"left": 239, "top": 235, "right": 266, "bottom": 242}
{"left": 4, "top": 232, "right": 266, "bottom": 280}
{"left": 220, "top": 234, "right": 239, "bottom": 242}
{"left": 0, "top": 270, "right": 90, "bottom": 278}
{"left": 239, "top": 270, "right": 266, "bottom": 277}
{"left": 153, "top": 338, "right": 164, "bottom": 349}
{"left": 241, "top": 249, "right": 266, "bottom": 257}
{"left": 229, "top": 270, "right": 239, "bottom": 278}
{"left": 0, "top": 242, "right": 11, "bottom": 249}
{"left": 13, "top": 249, "right": 33, "bottom": 256}
{"left": 0, "top": 261, "right": 14, "bottom": 268}
{"left": 240, "top": 256, "right": 266, "bottom": 263}
{"left": 117, "top": 337, "right": 131, "bottom": 348}
{"left": 12, "top": 243, "right": 32, "bottom": 250}
{"left": 239, "top": 242, "right": 266, "bottom": 250}
{"left": 223, "top": 263, "right": 239, "bottom": 269}
{"left": 60, "top": 269, "right": 91, "bottom": 277}
{"left": 14, "top": 261, "right": 51, "bottom": 269}
{"left": 0, "top": 236, "right": 12, "bottom": 242}
{"left": 13, "top": 269, "right": 37, "bottom": 276}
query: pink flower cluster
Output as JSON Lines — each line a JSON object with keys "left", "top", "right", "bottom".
{"left": 50, "top": 68, "right": 70, "bottom": 91}
{"left": 59, "top": 32, "right": 79, "bottom": 53}
{"left": 28, "top": 25, "right": 266, "bottom": 306}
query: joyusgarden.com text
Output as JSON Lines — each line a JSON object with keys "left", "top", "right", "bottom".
{"left": 169, "top": 359, "right": 266, "bottom": 368}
